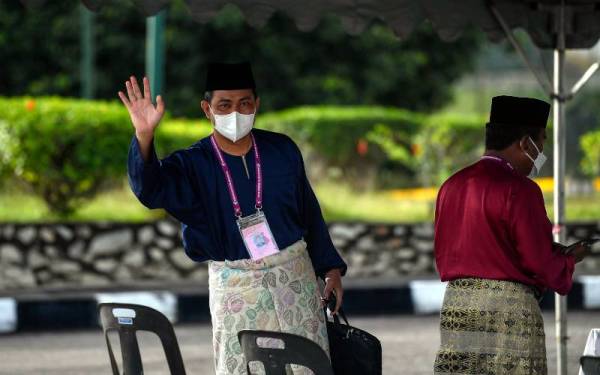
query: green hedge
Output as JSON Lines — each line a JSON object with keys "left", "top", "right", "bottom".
{"left": 258, "top": 106, "right": 424, "bottom": 162}
{"left": 257, "top": 106, "right": 425, "bottom": 189}
{"left": 414, "top": 112, "right": 486, "bottom": 185}
{"left": 0, "top": 97, "right": 492, "bottom": 215}
{"left": 0, "top": 97, "right": 209, "bottom": 216}
{"left": 581, "top": 129, "right": 600, "bottom": 176}
{"left": 0, "top": 97, "right": 132, "bottom": 215}
{"left": 154, "top": 118, "right": 212, "bottom": 155}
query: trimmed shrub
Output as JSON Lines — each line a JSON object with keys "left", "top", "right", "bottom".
{"left": 0, "top": 97, "right": 211, "bottom": 216}
{"left": 364, "top": 111, "right": 486, "bottom": 187}
{"left": 581, "top": 129, "right": 600, "bottom": 177}
{"left": 0, "top": 98, "right": 494, "bottom": 217}
{"left": 414, "top": 112, "right": 486, "bottom": 186}
{"left": 154, "top": 118, "right": 212, "bottom": 155}
{"left": 257, "top": 106, "right": 425, "bottom": 189}
{"left": 0, "top": 97, "right": 133, "bottom": 215}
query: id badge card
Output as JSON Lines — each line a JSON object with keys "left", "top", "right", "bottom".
{"left": 237, "top": 210, "right": 279, "bottom": 260}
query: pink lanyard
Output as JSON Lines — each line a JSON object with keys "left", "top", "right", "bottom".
{"left": 210, "top": 133, "right": 263, "bottom": 218}
{"left": 480, "top": 155, "right": 515, "bottom": 171}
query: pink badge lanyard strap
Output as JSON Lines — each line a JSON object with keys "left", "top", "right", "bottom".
{"left": 210, "top": 132, "right": 263, "bottom": 218}
{"left": 480, "top": 155, "right": 515, "bottom": 171}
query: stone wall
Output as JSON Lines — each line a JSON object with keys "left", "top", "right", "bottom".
{"left": 1, "top": 220, "right": 599, "bottom": 291}
{"left": 0, "top": 220, "right": 203, "bottom": 290}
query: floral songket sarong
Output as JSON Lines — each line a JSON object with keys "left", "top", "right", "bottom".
{"left": 209, "top": 240, "right": 329, "bottom": 374}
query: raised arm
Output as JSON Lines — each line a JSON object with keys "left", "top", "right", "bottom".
{"left": 120, "top": 76, "right": 199, "bottom": 212}
{"left": 118, "top": 76, "right": 165, "bottom": 161}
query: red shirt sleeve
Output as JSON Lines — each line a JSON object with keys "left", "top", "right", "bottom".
{"left": 508, "top": 180, "right": 575, "bottom": 295}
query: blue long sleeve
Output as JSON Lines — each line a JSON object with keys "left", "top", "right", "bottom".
{"left": 127, "top": 136, "right": 202, "bottom": 213}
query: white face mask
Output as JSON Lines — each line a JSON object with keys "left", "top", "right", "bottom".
{"left": 209, "top": 106, "right": 255, "bottom": 143}
{"left": 524, "top": 136, "right": 547, "bottom": 178}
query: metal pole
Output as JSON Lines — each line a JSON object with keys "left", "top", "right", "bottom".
{"left": 80, "top": 4, "right": 95, "bottom": 99}
{"left": 570, "top": 62, "right": 599, "bottom": 96}
{"left": 553, "top": 3, "right": 568, "bottom": 375}
{"left": 145, "top": 9, "right": 166, "bottom": 101}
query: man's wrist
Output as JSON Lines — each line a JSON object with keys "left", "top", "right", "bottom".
{"left": 135, "top": 130, "right": 154, "bottom": 144}
{"left": 325, "top": 268, "right": 342, "bottom": 278}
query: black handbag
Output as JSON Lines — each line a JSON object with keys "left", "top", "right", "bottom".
{"left": 326, "top": 307, "right": 382, "bottom": 375}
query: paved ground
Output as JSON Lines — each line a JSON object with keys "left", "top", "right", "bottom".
{"left": 0, "top": 311, "right": 598, "bottom": 374}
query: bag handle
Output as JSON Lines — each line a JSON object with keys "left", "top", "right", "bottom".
{"left": 332, "top": 307, "right": 350, "bottom": 326}
{"left": 325, "top": 293, "right": 349, "bottom": 326}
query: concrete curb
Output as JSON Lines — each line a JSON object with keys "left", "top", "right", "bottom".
{"left": 1, "top": 277, "right": 599, "bottom": 333}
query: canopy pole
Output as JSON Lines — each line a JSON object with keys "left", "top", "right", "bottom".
{"left": 553, "top": 36, "right": 568, "bottom": 375}
{"left": 553, "top": 3, "right": 568, "bottom": 375}
{"left": 488, "top": 2, "right": 552, "bottom": 94}
{"left": 570, "top": 62, "right": 599, "bottom": 96}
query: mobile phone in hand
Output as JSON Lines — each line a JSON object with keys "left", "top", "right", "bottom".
{"left": 564, "top": 238, "right": 600, "bottom": 254}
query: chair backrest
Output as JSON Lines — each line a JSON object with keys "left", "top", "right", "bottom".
{"left": 238, "top": 330, "right": 333, "bottom": 375}
{"left": 581, "top": 356, "right": 600, "bottom": 375}
{"left": 98, "top": 302, "right": 186, "bottom": 375}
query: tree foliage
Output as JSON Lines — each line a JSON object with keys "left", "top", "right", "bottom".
{"left": 0, "top": 1, "right": 482, "bottom": 116}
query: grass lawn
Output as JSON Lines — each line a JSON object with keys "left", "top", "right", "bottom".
{"left": 545, "top": 194, "right": 600, "bottom": 223}
{"left": 0, "top": 182, "right": 598, "bottom": 223}
{"left": 317, "top": 183, "right": 600, "bottom": 223}
{"left": 0, "top": 187, "right": 164, "bottom": 223}
{"left": 315, "top": 183, "right": 435, "bottom": 223}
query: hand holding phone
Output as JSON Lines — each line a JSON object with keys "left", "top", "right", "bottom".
{"left": 562, "top": 238, "right": 597, "bottom": 263}
{"left": 563, "top": 238, "right": 600, "bottom": 254}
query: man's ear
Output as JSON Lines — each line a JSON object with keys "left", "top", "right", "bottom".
{"left": 255, "top": 97, "right": 260, "bottom": 112}
{"left": 200, "top": 100, "right": 211, "bottom": 120}
{"left": 520, "top": 135, "right": 535, "bottom": 154}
